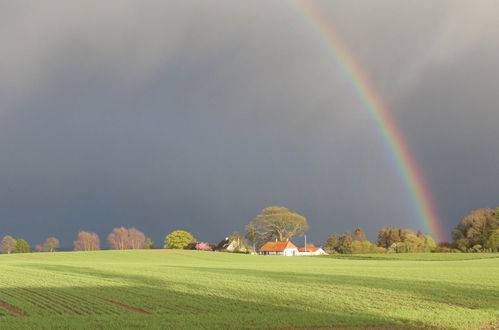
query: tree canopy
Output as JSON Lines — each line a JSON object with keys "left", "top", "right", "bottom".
{"left": 452, "top": 208, "right": 499, "bottom": 252}
{"left": 1, "top": 235, "right": 17, "bottom": 254}
{"left": 14, "top": 239, "right": 30, "bottom": 253}
{"left": 164, "top": 230, "right": 196, "bottom": 249}
{"left": 74, "top": 231, "right": 101, "bottom": 251}
{"left": 43, "top": 237, "right": 60, "bottom": 252}
{"left": 107, "top": 227, "right": 147, "bottom": 250}
{"left": 246, "top": 206, "right": 308, "bottom": 242}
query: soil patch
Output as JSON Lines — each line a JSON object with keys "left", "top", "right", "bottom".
{"left": 0, "top": 301, "right": 27, "bottom": 317}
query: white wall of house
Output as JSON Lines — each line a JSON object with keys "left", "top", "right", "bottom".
{"left": 299, "top": 248, "right": 327, "bottom": 256}
{"left": 283, "top": 248, "right": 299, "bottom": 256}
{"left": 259, "top": 248, "right": 299, "bottom": 256}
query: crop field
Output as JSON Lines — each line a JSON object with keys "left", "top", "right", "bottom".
{"left": 0, "top": 251, "right": 498, "bottom": 329}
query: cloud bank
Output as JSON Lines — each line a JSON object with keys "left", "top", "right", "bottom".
{"left": 0, "top": 0, "right": 498, "bottom": 247}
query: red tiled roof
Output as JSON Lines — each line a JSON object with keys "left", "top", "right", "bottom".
{"left": 298, "top": 247, "right": 321, "bottom": 252}
{"left": 260, "top": 241, "right": 298, "bottom": 252}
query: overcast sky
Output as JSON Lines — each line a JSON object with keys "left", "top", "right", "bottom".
{"left": 1, "top": 0, "right": 498, "bottom": 248}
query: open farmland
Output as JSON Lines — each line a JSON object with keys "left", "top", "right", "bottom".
{"left": 0, "top": 251, "right": 498, "bottom": 329}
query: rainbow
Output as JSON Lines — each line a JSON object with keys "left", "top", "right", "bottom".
{"left": 295, "top": 0, "right": 445, "bottom": 242}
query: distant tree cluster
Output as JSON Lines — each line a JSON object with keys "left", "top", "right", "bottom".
{"left": 0, "top": 236, "right": 32, "bottom": 254}
{"left": 452, "top": 208, "right": 499, "bottom": 252}
{"left": 377, "top": 228, "right": 436, "bottom": 253}
{"left": 35, "top": 237, "right": 60, "bottom": 252}
{"left": 324, "top": 228, "right": 385, "bottom": 254}
{"left": 72, "top": 228, "right": 154, "bottom": 251}
{"left": 108, "top": 227, "right": 148, "bottom": 250}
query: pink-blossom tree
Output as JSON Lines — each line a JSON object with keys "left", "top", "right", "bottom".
{"left": 195, "top": 242, "right": 212, "bottom": 251}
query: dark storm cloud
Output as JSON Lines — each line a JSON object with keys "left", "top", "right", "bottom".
{"left": 0, "top": 1, "right": 498, "bottom": 247}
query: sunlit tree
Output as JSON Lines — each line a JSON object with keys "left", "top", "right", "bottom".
{"left": 74, "top": 231, "right": 100, "bottom": 251}
{"left": 0, "top": 235, "right": 17, "bottom": 254}
{"left": 247, "top": 206, "right": 308, "bottom": 242}
{"left": 164, "top": 230, "right": 196, "bottom": 249}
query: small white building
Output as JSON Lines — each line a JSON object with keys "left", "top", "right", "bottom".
{"left": 259, "top": 241, "right": 299, "bottom": 256}
{"left": 298, "top": 246, "right": 328, "bottom": 256}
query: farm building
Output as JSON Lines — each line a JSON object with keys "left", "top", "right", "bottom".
{"left": 298, "top": 246, "right": 328, "bottom": 256}
{"left": 215, "top": 234, "right": 249, "bottom": 252}
{"left": 259, "top": 241, "right": 299, "bottom": 256}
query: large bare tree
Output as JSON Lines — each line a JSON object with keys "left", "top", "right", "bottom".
{"left": 43, "top": 237, "right": 60, "bottom": 252}
{"left": 128, "top": 228, "right": 146, "bottom": 249}
{"left": 108, "top": 227, "right": 147, "bottom": 250}
{"left": 74, "top": 231, "right": 100, "bottom": 251}
{"left": 107, "top": 227, "right": 129, "bottom": 250}
{"left": 247, "top": 206, "right": 308, "bottom": 242}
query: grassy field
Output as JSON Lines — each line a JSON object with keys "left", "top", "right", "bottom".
{"left": 0, "top": 251, "right": 498, "bottom": 329}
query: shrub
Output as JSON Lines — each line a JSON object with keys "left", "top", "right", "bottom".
{"left": 195, "top": 243, "right": 212, "bottom": 251}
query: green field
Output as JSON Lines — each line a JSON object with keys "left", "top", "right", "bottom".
{"left": 0, "top": 251, "right": 498, "bottom": 329}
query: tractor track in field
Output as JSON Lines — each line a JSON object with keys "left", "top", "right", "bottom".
{"left": 0, "top": 300, "right": 27, "bottom": 317}
{"left": 93, "top": 296, "right": 152, "bottom": 315}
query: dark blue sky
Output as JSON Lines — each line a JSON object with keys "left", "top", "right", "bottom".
{"left": 0, "top": 1, "right": 498, "bottom": 248}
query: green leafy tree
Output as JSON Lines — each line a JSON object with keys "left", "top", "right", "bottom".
{"left": 1, "top": 235, "right": 17, "bottom": 254}
{"left": 247, "top": 206, "right": 308, "bottom": 242}
{"left": 351, "top": 240, "right": 385, "bottom": 254}
{"left": 337, "top": 232, "right": 352, "bottom": 254}
{"left": 14, "top": 239, "right": 30, "bottom": 253}
{"left": 486, "top": 229, "right": 499, "bottom": 252}
{"left": 324, "top": 233, "right": 339, "bottom": 252}
{"left": 418, "top": 234, "right": 436, "bottom": 252}
{"left": 404, "top": 234, "right": 423, "bottom": 252}
{"left": 164, "top": 230, "right": 196, "bottom": 249}
{"left": 145, "top": 238, "right": 155, "bottom": 249}
{"left": 452, "top": 208, "right": 499, "bottom": 251}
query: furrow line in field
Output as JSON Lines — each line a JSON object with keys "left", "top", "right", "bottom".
{"left": 43, "top": 290, "right": 97, "bottom": 315}
{"left": 13, "top": 289, "right": 68, "bottom": 315}
{"left": 21, "top": 289, "right": 83, "bottom": 315}
{"left": 48, "top": 290, "right": 121, "bottom": 315}
{"left": 0, "top": 290, "right": 60, "bottom": 315}
{"left": 92, "top": 296, "right": 152, "bottom": 315}
{"left": 0, "top": 300, "right": 28, "bottom": 317}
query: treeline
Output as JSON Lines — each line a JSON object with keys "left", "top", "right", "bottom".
{"left": 322, "top": 227, "right": 436, "bottom": 254}
{"left": 1, "top": 206, "right": 498, "bottom": 254}
{"left": 0, "top": 228, "right": 210, "bottom": 254}
{"left": 322, "top": 206, "right": 499, "bottom": 254}
{"left": 0, "top": 227, "right": 155, "bottom": 254}
{"left": 451, "top": 208, "right": 499, "bottom": 252}
{"left": 73, "top": 227, "right": 155, "bottom": 251}
{"left": 0, "top": 236, "right": 58, "bottom": 254}
{"left": 323, "top": 228, "right": 385, "bottom": 254}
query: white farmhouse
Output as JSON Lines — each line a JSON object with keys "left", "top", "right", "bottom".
{"left": 259, "top": 241, "right": 299, "bottom": 256}
{"left": 298, "top": 246, "right": 328, "bottom": 256}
